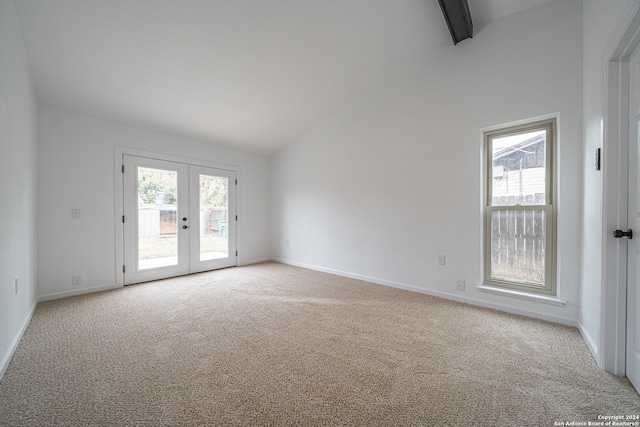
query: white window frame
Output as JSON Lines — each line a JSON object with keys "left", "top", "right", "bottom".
{"left": 483, "top": 118, "right": 557, "bottom": 296}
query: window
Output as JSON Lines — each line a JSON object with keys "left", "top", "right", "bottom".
{"left": 484, "top": 118, "right": 556, "bottom": 295}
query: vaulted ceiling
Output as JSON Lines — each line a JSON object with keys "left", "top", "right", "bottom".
{"left": 13, "top": 0, "right": 556, "bottom": 156}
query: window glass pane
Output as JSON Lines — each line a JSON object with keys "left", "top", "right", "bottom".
{"left": 490, "top": 209, "right": 546, "bottom": 286}
{"left": 199, "top": 174, "right": 229, "bottom": 261}
{"left": 491, "top": 130, "right": 546, "bottom": 206}
{"left": 137, "top": 167, "right": 178, "bottom": 270}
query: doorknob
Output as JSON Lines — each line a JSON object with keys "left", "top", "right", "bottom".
{"left": 613, "top": 229, "right": 633, "bottom": 239}
{"left": 183, "top": 225, "right": 188, "bottom": 230}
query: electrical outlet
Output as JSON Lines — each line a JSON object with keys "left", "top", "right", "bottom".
{"left": 72, "top": 275, "right": 82, "bottom": 286}
{"left": 437, "top": 255, "right": 446, "bottom": 265}
{"left": 456, "top": 280, "right": 465, "bottom": 291}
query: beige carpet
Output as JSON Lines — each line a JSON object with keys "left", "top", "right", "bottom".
{"left": 0, "top": 262, "right": 638, "bottom": 426}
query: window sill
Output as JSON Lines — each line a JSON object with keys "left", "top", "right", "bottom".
{"left": 477, "top": 284, "right": 566, "bottom": 306}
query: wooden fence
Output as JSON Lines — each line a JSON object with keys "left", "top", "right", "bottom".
{"left": 490, "top": 208, "right": 545, "bottom": 284}
{"left": 137, "top": 206, "right": 226, "bottom": 238}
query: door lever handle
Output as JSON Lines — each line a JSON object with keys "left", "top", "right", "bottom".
{"left": 613, "top": 229, "right": 633, "bottom": 239}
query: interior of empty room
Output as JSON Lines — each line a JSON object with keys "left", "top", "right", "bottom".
{"left": 1, "top": 0, "right": 640, "bottom": 423}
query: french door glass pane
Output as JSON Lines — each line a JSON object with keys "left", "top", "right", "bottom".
{"left": 137, "top": 166, "right": 178, "bottom": 270}
{"left": 490, "top": 209, "right": 546, "bottom": 285}
{"left": 491, "top": 130, "right": 546, "bottom": 206}
{"left": 199, "top": 174, "right": 228, "bottom": 261}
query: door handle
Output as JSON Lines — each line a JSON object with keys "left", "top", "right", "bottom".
{"left": 183, "top": 225, "right": 188, "bottom": 230}
{"left": 613, "top": 229, "right": 633, "bottom": 239}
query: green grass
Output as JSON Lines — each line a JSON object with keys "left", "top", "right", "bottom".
{"left": 139, "top": 234, "right": 228, "bottom": 260}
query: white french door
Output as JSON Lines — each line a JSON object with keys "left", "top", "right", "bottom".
{"left": 123, "top": 155, "right": 236, "bottom": 285}
{"left": 626, "top": 47, "right": 640, "bottom": 394}
{"left": 188, "top": 165, "right": 237, "bottom": 273}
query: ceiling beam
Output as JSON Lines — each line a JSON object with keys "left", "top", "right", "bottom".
{"left": 437, "top": 0, "right": 473, "bottom": 45}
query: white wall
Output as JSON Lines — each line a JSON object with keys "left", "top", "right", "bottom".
{"left": 579, "top": 0, "right": 635, "bottom": 361}
{"left": 37, "top": 104, "right": 270, "bottom": 299}
{"left": 0, "top": 0, "right": 38, "bottom": 377}
{"left": 270, "top": 0, "right": 583, "bottom": 325}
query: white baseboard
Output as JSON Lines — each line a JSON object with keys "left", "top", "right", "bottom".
{"left": 578, "top": 321, "right": 599, "bottom": 365}
{"left": 38, "top": 283, "right": 122, "bottom": 303}
{"left": 271, "top": 258, "right": 577, "bottom": 327}
{"left": 239, "top": 257, "right": 272, "bottom": 267}
{"left": 0, "top": 300, "right": 37, "bottom": 382}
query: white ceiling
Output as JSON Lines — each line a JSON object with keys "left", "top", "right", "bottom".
{"left": 13, "top": 0, "right": 556, "bottom": 156}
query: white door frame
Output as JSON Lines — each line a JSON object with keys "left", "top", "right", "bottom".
{"left": 601, "top": 1, "right": 640, "bottom": 376}
{"left": 114, "top": 146, "right": 241, "bottom": 286}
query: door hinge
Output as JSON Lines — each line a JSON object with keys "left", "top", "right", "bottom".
{"left": 121, "top": 165, "right": 124, "bottom": 173}
{"left": 613, "top": 229, "right": 633, "bottom": 239}
{"left": 123, "top": 265, "right": 125, "bottom": 273}
{"left": 235, "top": 215, "right": 238, "bottom": 221}
{"left": 235, "top": 179, "right": 237, "bottom": 185}
{"left": 122, "top": 215, "right": 125, "bottom": 223}
{"left": 236, "top": 251, "right": 238, "bottom": 257}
